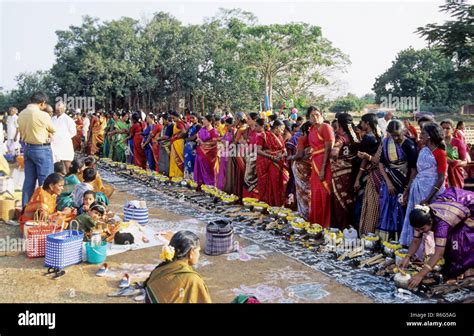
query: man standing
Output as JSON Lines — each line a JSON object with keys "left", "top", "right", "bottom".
{"left": 52, "top": 101, "right": 76, "bottom": 171}
{"left": 377, "top": 110, "right": 394, "bottom": 137}
{"left": 6, "top": 107, "right": 19, "bottom": 154}
{"left": 18, "top": 92, "right": 55, "bottom": 206}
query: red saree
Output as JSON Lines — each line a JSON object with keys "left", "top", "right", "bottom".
{"left": 151, "top": 124, "right": 163, "bottom": 172}
{"left": 72, "top": 118, "right": 83, "bottom": 151}
{"left": 308, "top": 123, "right": 334, "bottom": 227}
{"left": 131, "top": 122, "right": 147, "bottom": 169}
{"left": 256, "top": 131, "right": 289, "bottom": 206}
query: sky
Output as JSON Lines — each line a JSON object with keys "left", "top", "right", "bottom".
{"left": 0, "top": 0, "right": 453, "bottom": 97}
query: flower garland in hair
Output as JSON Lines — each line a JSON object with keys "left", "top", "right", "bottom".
{"left": 160, "top": 245, "right": 175, "bottom": 262}
{"left": 414, "top": 204, "right": 430, "bottom": 214}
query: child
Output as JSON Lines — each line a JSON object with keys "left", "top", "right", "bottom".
{"left": 73, "top": 167, "right": 109, "bottom": 207}
{"left": 70, "top": 202, "right": 105, "bottom": 241}
{"left": 82, "top": 156, "right": 115, "bottom": 199}
{"left": 77, "top": 190, "right": 96, "bottom": 215}
{"left": 54, "top": 161, "right": 67, "bottom": 176}
{"left": 57, "top": 158, "right": 84, "bottom": 211}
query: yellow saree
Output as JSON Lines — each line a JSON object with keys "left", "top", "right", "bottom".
{"left": 169, "top": 122, "right": 185, "bottom": 178}
{"left": 145, "top": 260, "right": 212, "bottom": 303}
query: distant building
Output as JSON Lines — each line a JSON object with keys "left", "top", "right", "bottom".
{"left": 460, "top": 104, "right": 474, "bottom": 115}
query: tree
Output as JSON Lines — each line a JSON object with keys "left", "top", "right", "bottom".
{"left": 329, "top": 93, "right": 364, "bottom": 113}
{"left": 416, "top": 2, "right": 473, "bottom": 80}
{"left": 230, "top": 19, "right": 348, "bottom": 111}
{"left": 372, "top": 48, "right": 470, "bottom": 111}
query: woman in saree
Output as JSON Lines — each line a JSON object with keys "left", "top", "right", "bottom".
{"left": 102, "top": 112, "right": 116, "bottom": 158}
{"left": 216, "top": 118, "right": 234, "bottom": 192}
{"left": 169, "top": 112, "right": 186, "bottom": 178}
{"left": 143, "top": 115, "right": 163, "bottom": 172}
{"left": 87, "top": 111, "right": 106, "bottom": 155}
{"left": 124, "top": 112, "right": 147, "bottom": 169}
{"left": 400, "top": 188, "right": 474, "bottom": 288}
{"left": 156, "top": 115, "right": 174, "bottom": 176}
{"left": 110, "top": 112, "right": 129, "bottom": 163}
{"left": 72, "top": 114, "right": 83, "bottom": 152}
{"left": 232, "top": 112, "right": 249, "bottom": 199}
{"left": 330, "top": 112, "right": 359, "bottom": 229}
{"left": 308, "top": 106, "right": 334, "bottom": 227}
{"left": 184, "top": 114, "right": 201, "bottom": 179}
{"left": 20, "top": 173, "right": 75, "bottom": 236}
{"left": 285, "top": 120, "right": 298, "bottom": 210}
{"left": 400, "top": 122, "right": 447, "bottom": 253}
{"left": 354, "top": 113, "right": 382, "bottom": 235}
{"left": 377, "top": 120, "right": 418, "bottom": 241}
{"left": 287, "top": 121, "right": 312, "bottom": 220}
{"left": 242, "top": 112, "right": 260, "bottom": 199}
{"left": 145, "top": 231, "right": 212, "bottom": 303}
{"left": 57, "top": 158, "right": 84, "bottom": 210}
{"left": 441, "top": 119, "right": 467, "bottom": 189}
{"left": 256, "top": 119, "right": 289, "bottom": 207}
{"left": 141, "top": 113, "right": 158, "bottom": 171}
{"left": 194, "top": 115, "right": 219, "bottom": 188}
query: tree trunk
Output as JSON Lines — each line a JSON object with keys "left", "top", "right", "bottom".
{"left": 264, "top": 75, "right": 269, "bottom": 111}
{"left": 268, "top": 74, "right": 273, "bottom": 111}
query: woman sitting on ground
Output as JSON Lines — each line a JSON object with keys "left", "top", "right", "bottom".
{"left": 144, "top": 231, "right": 212, "bottom": 303}
{"left": 20, "top": 173, "right": 75, "bottom": 236}
{"left": 400, "top": 187, "right": 474, "bottom": 289}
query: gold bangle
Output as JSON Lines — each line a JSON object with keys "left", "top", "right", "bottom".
{"left": 359, "top": 168, "right": 366, "bottom": 172}
{"left": 433, "top": 186, "right": 440, "bottom": 191}
{"left": 368, "top": 155, "right": 372, "bottom": 162}
{"left": 424, "top": 264, "right": 433, "bottom": 271}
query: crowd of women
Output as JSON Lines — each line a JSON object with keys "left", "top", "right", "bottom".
{"left": 73, "top": 107, "right": 473, "bottom": 283}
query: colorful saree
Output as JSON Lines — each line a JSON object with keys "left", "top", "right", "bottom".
{"left": 400, "top": 147, "right": 446, "bottom": 247}
{"left": 429, "top": 187, "right": 474, "bottom": 279}
{"left": 88, "top": 116, "right": 106, "bottom": 155}
{"left": 184, "top": 124, "right": 200, "bottom": 176}
{"left": 330, "top": 130, "right": 356, "bottom": 229}
{"left": 19, "top": 187, "right": 57, "bottom": 235}
{"left": 446, "top": 138, "right": 466, "bottom": 189}
{"left": 142, "top": 123, "right": 156, "bottom": 171}
{"left": 169, "top": 121, "right": 186, "bottom": 178}
{"left": 308, "top": 123, "right": 334, "bottom": 227}
{"left": 256, "top": 131, "right": 289, "bottom": 207}
{"left": 56, "top": 174, "right": 80, "bottom": 211}
{"left": 130, "top": 122, "right": 147, "bottom": 169}
{"left": 378, "top": 137, "right": 417, "bottom": 241}
{"left": 243, "top": 129, "right": 259, "bottom": 198}
{"left": 151, "top": 124, "right": 163, "bottom": 172}
{"left": 72, "top": 118, "right": 83, "bottom": 151}
{"left": 359, "top": 145, "right": 384, "bottom": 235}
{"left": 217, "top": 129, "right": 233, "bottom": 191}
{"left": 292, "top": 135, "right": 311, "bottom": 220}
{"left": 103, "top": 118, "right": 115, "bottom": 158}
{"left": 158, "top": 124, "right": 173, "bottom": 176}
{"left": 112, "top": 120, "right": 129, "bottom": 163}
{"left": 145, "top": 260, "right": 212, "bottom": 303}
{"left": 194, "top": 127, "right": 219, "bottom": 186}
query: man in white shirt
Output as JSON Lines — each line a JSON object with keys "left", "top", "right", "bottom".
{"left": 52, "top": 101, "right": 76, "bottom": 171}
{"left": 377, "top": 111, "right": 394, "bottom": 137}
{"left": 6, "top": 107, "right": 20, "bottom": 153}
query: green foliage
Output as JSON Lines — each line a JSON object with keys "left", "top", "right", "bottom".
{"left": 372, "top": 48, "right": 472, "bottom": 112}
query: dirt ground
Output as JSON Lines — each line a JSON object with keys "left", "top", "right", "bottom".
{"left": 0, "top": 185, "right": 372, "bottom": 303}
